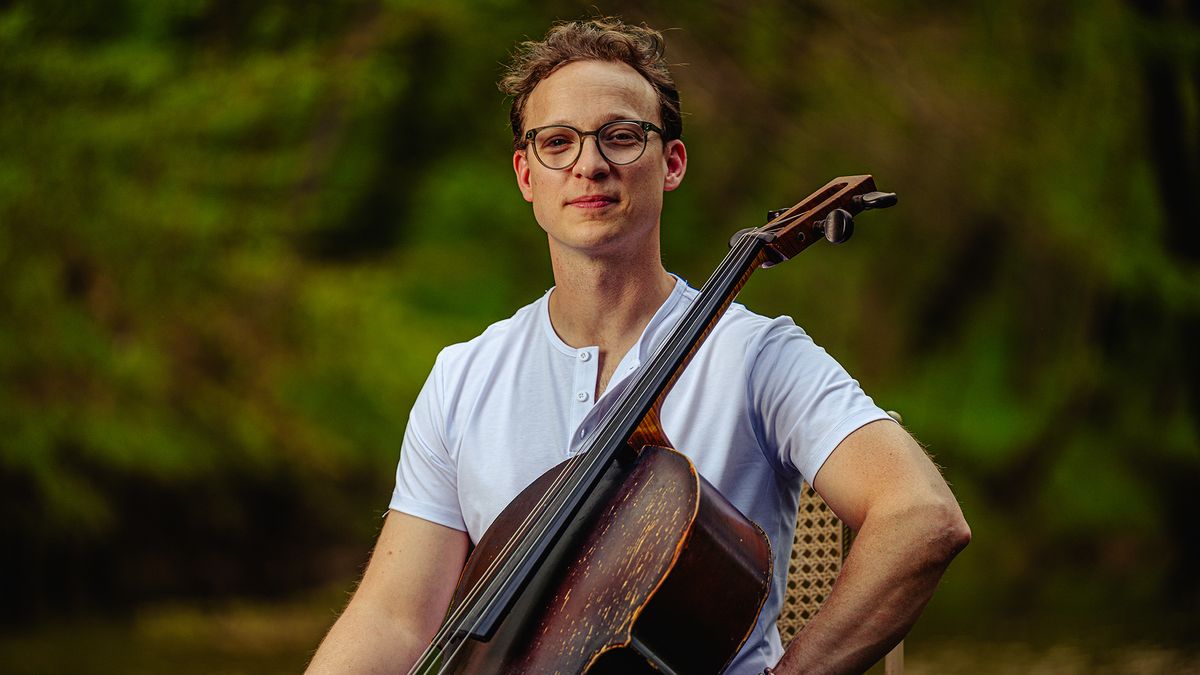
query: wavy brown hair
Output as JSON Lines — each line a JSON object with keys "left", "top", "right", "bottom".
{"left": 499, "top": 17, "right": 682, "bottom": 150}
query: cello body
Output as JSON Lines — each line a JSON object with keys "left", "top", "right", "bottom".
{"left": 443, "top": 444, "right": 772, "bottom": 674}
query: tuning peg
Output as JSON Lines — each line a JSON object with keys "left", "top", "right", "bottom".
{"left": 816, "top": 209, "right": 854, "bottom": 244}
{"left": 851, "top": 191, "right": 898, "bottom": 210}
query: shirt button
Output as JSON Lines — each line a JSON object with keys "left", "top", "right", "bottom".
{"left": 579, "top": 351, "right": 591, "bottom": 362}
{"left": 576, "top": 391, "right": 589, "bottom": 402}
{"left": 579, "top": 428, "right": 587, "bottom": 438}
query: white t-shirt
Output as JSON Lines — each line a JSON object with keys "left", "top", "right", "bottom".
{"left": 390, "top": 276, "right": 891, "bottom": 674}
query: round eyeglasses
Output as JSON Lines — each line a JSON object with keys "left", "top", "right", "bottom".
{"left": 523, "top": 120, "right": 664, "bottom": 170}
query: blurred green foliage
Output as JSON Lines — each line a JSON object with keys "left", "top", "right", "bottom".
{"left": 1, "top": 0, "right": 1197, "bottom": 630}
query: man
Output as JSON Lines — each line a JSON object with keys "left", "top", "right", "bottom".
{"left": 308, "top": 17, "right": 969, "bottom": 675}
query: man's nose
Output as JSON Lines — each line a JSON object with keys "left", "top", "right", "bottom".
{"left": 573, "top": 135, "right": 610, "bottom": 178}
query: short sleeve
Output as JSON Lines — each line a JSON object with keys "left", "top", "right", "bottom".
{"left": 747, "top": 317, "right": 893, "bottom": 484}
{"left": 389, "top": 353, "right": 468, "bottom": 531}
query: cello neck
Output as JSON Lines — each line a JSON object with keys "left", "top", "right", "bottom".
{"left": 590, "top": 174, "right": 891, "bottom": 456}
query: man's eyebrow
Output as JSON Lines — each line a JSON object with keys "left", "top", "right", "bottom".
{"left": 535, "top": 112, "right": 646, "bottom": 128}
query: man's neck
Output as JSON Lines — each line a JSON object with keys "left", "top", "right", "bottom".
{"left": 548, "top": 257, "right": 675, "bottom": 348}
{"left": 546, "top": 243, "right": 675, "bottom": 397}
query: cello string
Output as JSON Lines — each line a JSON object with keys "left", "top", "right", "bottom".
{"left": 421, "top": 225, "right": 783, "bottom": 671}
{"left": 440, "top": 232, "right": 766, "bottom": 659}
{"left": 550, "top": 207, "right": 818, "bottom": 494}
{"left": 426, "top": 228, "right": 772, "bottom": 673}
{"left": 424, "top": 207, "right": 821, "bottom": 669}
{"left": 461, "top": 230, "right": 764, "bottom": 614}
{"left": 412, "top": 444, "right": 595, "bottom": 668}
{"left": 430, "top": 234, "right": 765, "bottom": 674}
{"left": 425, "top": 233, "right": 758, "bottom": 654}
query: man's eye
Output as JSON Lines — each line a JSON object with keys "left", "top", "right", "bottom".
{"left": 603, "top": 129, "right": 642, "bottom": 145}
{"left": 540, "top": 136, "right": 576, "bottom": 152}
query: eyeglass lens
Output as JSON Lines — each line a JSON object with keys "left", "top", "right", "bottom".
{"left": 532, "top": 122, "right": 648, "bottom": 169}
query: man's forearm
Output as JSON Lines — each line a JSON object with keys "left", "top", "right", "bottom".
{"left": 773, "top": 498, "right": 970, "bottom": 675}
{"left": 307, "top": 599, "right": 425, "bottom": 675}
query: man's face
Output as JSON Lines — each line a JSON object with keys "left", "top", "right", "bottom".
{"left": 513, "top": 59, "right": 686, "bottom": 259}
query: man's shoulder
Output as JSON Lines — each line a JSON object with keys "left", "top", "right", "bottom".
{"left": 713, "top": 300, "right": 809, "bottom": 346}
{"left": 691, "top": 300, "right": 831, "bottom": 384}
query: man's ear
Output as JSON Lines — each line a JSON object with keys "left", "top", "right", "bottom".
{"left": 514, "top": 150, "right": 534, "bottom": 203}
{"left": 662, "top": 139, "right": 687, "bottom": 192}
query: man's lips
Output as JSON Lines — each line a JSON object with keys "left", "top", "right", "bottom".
{"left": 567, "top": 195, "right": 618, "bottom": 208}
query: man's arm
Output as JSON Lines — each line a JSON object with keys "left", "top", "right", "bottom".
{"left": 774, "top": 419, "right": 971, "bottom": 675}
{"left": 307, "top": 510, "right": 470, "bottom": 674}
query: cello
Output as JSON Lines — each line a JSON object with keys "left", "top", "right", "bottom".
{"left": 409, "top": 176, "right": 897, "bottom": 674}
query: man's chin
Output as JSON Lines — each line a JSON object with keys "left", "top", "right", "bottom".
{"left": 549, "top": 229, "right": 633, "bottom": 257}
{"left": 543, "top": 216, "right": 658, "bottom": 257}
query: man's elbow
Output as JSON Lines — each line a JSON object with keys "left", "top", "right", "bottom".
{"left": 928, "top": 498, "right": 971, "bottom": 563}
